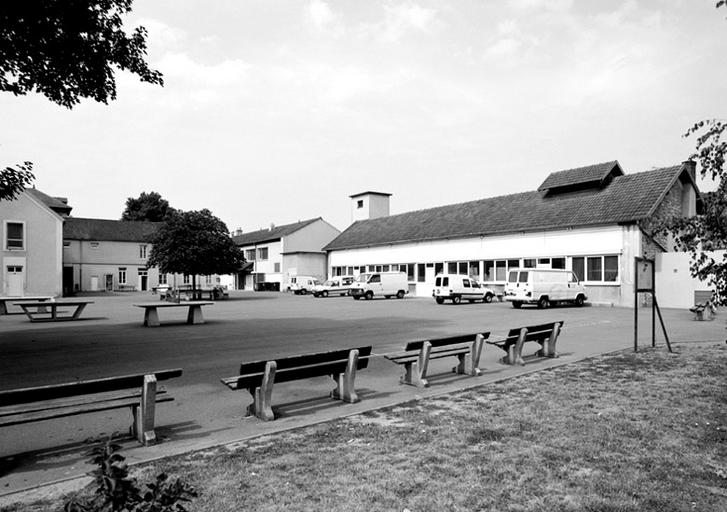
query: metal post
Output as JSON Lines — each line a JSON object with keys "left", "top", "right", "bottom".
{"left": 634, "top": 259, "right": 639, "bottom": 352}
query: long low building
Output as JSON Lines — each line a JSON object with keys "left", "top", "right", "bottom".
{"left": 324, "top": 161, "right": 701, "bottom": 307}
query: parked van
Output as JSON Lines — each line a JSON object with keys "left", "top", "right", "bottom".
{"left": 312, "top": 277, "right": 354, "bottom": 298}
{"left": 432, "top": 274, "right": 497, "bottom": 304}
{"left": 350, "top": 272, "right": 408, "bottom": 300}
{"left": 504, "top": 268, "right": 587, "bottom": 308}
{"left": 289, "top": 276, "right": 320, "bottom": 295}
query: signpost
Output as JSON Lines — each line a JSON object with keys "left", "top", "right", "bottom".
{"left": 634, "top": 257, "right": 672, "bottom": 352}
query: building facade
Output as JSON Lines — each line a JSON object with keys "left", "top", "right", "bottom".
{"left": 324, "top": 161, "right": 701, "bottom": 307}
{"left": 232, "top": 218, "right": 341, "bottom": 290}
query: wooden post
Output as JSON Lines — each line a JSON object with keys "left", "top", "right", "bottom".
{"left": 512, "top": 328, "right": 528, "bottom": 366}
{"left": 461, "top": 334, "right": 483, "bottom": 376}
{"left": 401, "top": 342, "right": 431, "bottom": 387}
{"left": 133, "top": 374, "right": 158, "bottom": 445}
{"left": 252, "top": 361, "right": 276, "bottom": 421}
{"left": 332, "top": 349, "right": 360, "bottom": 403}
{"left": 545, "top": 323, "right": 560, "bottom": 358}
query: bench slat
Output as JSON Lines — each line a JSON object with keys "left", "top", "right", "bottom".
{"left": 0, "top": 369, "right": 183, "bottom": 407}
{"left": 0, "top": 395, "right": 174, "bottom": 427}
{"left": 0, "top": 388, "right": 168, "bottom": 417}
{"left": 225, "top": 355, "right": 371, "bottom": 390}
{"left": 404, "top": 333, "right": 488, "bottom": 351}
{"left": 386, "top": 345, "right": 472, "bottom": 364}
{"left": 238, "top": 346, "right": 372, "bottom": 376}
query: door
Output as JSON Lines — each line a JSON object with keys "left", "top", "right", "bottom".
{"left": 6, "top": 265, "right": 24, "bottom": 296}
{"left": 105, "top": 274, "right": 113, "bottom": 291}
{"left": 63, "top": 266, "right": 74, "bottom": 296}
{"left": 90, "top": 276, "right": 99, "bottom": 291}
{"left": 138, "top": 269, "right": 149, "bottom": 291}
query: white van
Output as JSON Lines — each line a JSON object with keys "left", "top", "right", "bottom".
{"left": 312, "top": 277, "right": 354, "bottom": 298}
{"left": 350, "top": 272, "right": 408, "bottom": 300}
{"left": 504, "top": 268, "right": 587, "bottom": 308}
{"left": 289, "top": 276, "right": 320, "bottom": 295}
{"left": 432, "top": 274, "right": 497, "bottom": 304}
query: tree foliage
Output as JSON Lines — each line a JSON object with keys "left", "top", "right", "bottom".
{"left": 0, "top": 0, "right": 163, "bottom": 109}
{"left": 147, "top": 210, "right": 245, "bottom": 288}
{"left": 122, "top": 191, "right": 173, "bottom": 222}
{"left": 0, "top": 161, "right": 34, "bottom": 200}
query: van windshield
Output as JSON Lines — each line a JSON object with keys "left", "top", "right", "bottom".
{"left": 518, "top": 272, "right": 528, "bottom": 283}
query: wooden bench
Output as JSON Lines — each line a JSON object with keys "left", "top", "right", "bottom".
{"left": 689, "top": 300, "right": 716, "bottom": 321}
{"left": 133, "top": 301, "right": 213, "bottom": 327}
{"left": 385, "top": 333, "right": 488, "bottom": 388}
{"left": 221, "top": 346, "right": 373, "bottom": 421}
{"left": 15, "top": 300, "right": 93, "bottom": 322}
{"left": 0, "top": 369, "right": 182, "bottom": 445}
{"left": 0, "top": 295, "right": 52, "bottom": 315}
{"left": 487, "top": 321, "right": 564, "bottom": 366}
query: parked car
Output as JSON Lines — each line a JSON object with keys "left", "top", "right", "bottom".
{"left": 504, "top": 268, "right": 587, "bottom": 308}
{"left": 350, "top": 272, "right": 408, "bottom": 300}
{"left": 432, "top": 274, "right": 496, "bottom": 304}
{"left": 289, "top": 276, "right": 320, "bottom": 295}
{"left": 312, "top": 277, "right": 354, "bottom": 297}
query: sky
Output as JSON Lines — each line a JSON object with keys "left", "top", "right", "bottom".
{"left": 2, "top": 0, "right": 726, "bottom": 233}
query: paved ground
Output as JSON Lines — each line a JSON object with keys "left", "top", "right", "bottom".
{"left": 0, "top": 290, "right": 724, "bottom": 501}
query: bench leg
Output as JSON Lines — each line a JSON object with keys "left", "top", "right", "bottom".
{"left": 72, "top": 303, "right": 88, "bottom": 319}
{"left": 249, "top": 361, "right": 276, "bottom": 421}
{"left": 132, "top": 374, "right": 158, "bottom": 445}
{"left": 454, "top": 334, "right": 484, "bottom": 376}
{"left": 506, "top": 328, "right": 527, "bottom": 366}
{"left": 544, "top": 323, "right": 560, "bottom": 358}
{"left": 331, "top": 349, "right": 360, "bottom": 403}
{"left": 401, "top": 342, "right": 431, "bottom": 387}
{"left": 187, "top": 305, "right": 204, "bottom": 324}
{"left": 144, "top": 307, "right": 160, "bottom": 327}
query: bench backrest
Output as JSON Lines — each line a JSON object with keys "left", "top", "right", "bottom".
{"left": 234, "top": 346, "right": 372, "bottom": 389}
{"left": 404, "top": 332, "right": 490, "bottom": 352}
{"left": 506, "top": 321, "right": 564, "bottom": 343}
{"left": 0, "top": 369, "right": 183, "bottom": 407}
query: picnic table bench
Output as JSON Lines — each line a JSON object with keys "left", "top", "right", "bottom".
{"left": 487, "top": 321, "right": 564, "bottom": 366}
{"left": 15, "top": 299, "right": 93, "bottom": 322}
{"left": 221, "top": 346, "right": 373, "bottom": 421}
{"left": 385, "top": 333, "right": 488, "bottom": 388}
{"left": 0, "top": 368, "right": 183, "bottom": 445}
{"left": 0, "top": 295, "right": 53, "bottom": 315}
{"left": 133, "top": 301, "right": 213, "bottom": 327}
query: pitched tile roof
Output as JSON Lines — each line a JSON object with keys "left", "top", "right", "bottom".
{"left": 64, "top": 217, "right": 160, "bottom": 242}
{"left": 25, "top": 188, "right": 73, "bottom": 216}
{"left": 538, "top": 161, "right": 622, "bottom": 191}
{"left": 232, "top": 218, "right": 321, "bottom": 246}
{"left": 324, "top": 164, "right": 690, "bottom": 251}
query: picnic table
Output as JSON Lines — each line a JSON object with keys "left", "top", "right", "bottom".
{"left": 133, "top": 301, "right": 213, "bottom": 327}
{"left": 0, "top": 295, "right": 53, "bottom": 315}
{"left": 15, "top": 300, "right": 93, "bottom": 322}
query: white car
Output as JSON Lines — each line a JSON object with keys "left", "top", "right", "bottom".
{"left": 432, "top": 274, "right": 496, "bottom": 304}
{"left": 312, "top": 277, "right": 354, "bottom": 298}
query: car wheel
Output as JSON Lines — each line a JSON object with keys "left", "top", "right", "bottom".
{"left": 452, "top": 295, "right": 461, "bottom": 304}
{"left": 365, "top": 291, "right": 374, "bottom": 300}
{"left": 353, "top": 295, "right": 361, "bottom": 300}
{"left": 322, "top": 290, "right": 329, "bottom": 298}
{"left": 396, "top": 290, "right": 405, "bottom": 299}
{"left": 300, "top": 289, "right": 307, "bottom": 295}
{"left": 512, "top": 301, "right": 523, "bottom": 309}
{"left": 435, "top": 297, "right": 444, "bottom": 304}
{"left": 537, "top": 296, "right": 550, "bottom": 309}
{"left": 483, "top": 293, "right": 493, "bottom": 304}
{"left": 575, "top": 294, "right": 585, "bottom": 307}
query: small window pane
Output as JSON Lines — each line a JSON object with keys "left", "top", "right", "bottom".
{"left": 523, "top": 258, "right": 536, "bottom": 268}
{"left": 518, "top": 272, "right": 529, "bottom": 283}
{"left": 447, "top": 262, "right": 457, "bottom": 274}
{"left": 434, "top": 263, "right": 444, "bottom": 275}
{"left": 604, "top": 256, "right": 618, "bottom": 282}
{"left": 463, "top": 279, "right": 470, "bottom": 288}
{"left": 458, "top": 262, "right": 468, "bottom": 275}
{"left": 417, "top": 264, "right": 426, "bottom": 282}
{"left": 572, "top": 257, "right": 585, "bottom": 282}
{"left": 495, "top": 261, "right": 507, "bottom": 281}
{"left": 552, "top": 257, "right": 566, "bottom": 269}
{"left": 407, "top": 264, "right": 415, "bottom": 281}
{"left": 587, "top": 257, "right": 602, "bottom": 281}
{"left": 483, "top": 261, "right": 494, "bottom": 282}
{"left": 507, "top": 259, "right": 520, "bottom": 270}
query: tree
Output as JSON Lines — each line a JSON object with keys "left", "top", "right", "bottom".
{"left": 122, "top": 191, "right": 174, "bottom": 222}
{"left": 147, "top": 210, "right": 245, "bottom": 294}
{"left": 0, "top": 162, "right": 34, "bottom": 201}
{"left": 0, "top": 0, "right": 163, "bottom": 199}
{"left": 664, "top": 3, "right": 727, "bottom": 304}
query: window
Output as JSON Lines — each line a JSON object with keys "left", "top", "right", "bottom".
{"left": 572, "top": 257, "right": 585, "bottom": 282}
{"left": 159, "top": 273, "right": 167, "bottom": 285}
{"left": 604, "top": 256, "right": 618, "bottom": 282}
{"left": 257, "top": 247, "right": 268, "bottom": 260}
{"left": 357, "top": 199, "right": 364, "bottom": 208}
{"left": 90, "top": 242, "right": 99, "bottom": 249}
{"left": 5, "top": 222, "right": 24, "bottom": 250}
{"left": 417, "top": 263, "right": 426, "bottom": 282}
{"left": 407, "top": 263, "right": 415, "bottom": 281}
{"left": 370, "top": 274, "right": 381, "bottom": 283}
{"left": 139, "top": 245, "right": 147, "bottom": 258}
{"left": 245, "top": 249, "right": 256, "bottom": 261}
{"left": 434, "top": 262, "right": 444, "bottom": 276}
{"left": 495, "top": 261, "right": 507, "bottom": 281}
{"left": 507, "top": 259, "right": 520, "bottom": 270}
{"left": 469, "top": 261, "right": 480, "bottom": 279}
{"left": 447, "top": 262, "right": 457, "bottom": 274}
{"left": 519, "top": 272, "right": 528, "bottom": 283}
{"left": 587, "top": 257, "right": 602, "bottom": 281}
{"left": 523, "top": 258, "right": 536, "bottom": 268}
{"left": 375, "top": 265, "right": 382, "bottom": 272}
{"left": 483, "top": 261, "right": 494, "bottom": 282}
{"left": 347, "top": 266, "right": 353, "bottom": 275}
{"left": 383, "top": 265, "right": 390, "bottom": 272}
{"left": 462, "top": 278, "right": 471, "bottom": 288}
{"left": 552, "top": 257, "right": 566, "bottom": 269}
{"left": 458, "top": 262, "right": 468, "bottom": 275}
{"left": 538, "top": 258, "right": 550, "bottom": 265}
{"left": 206, "top": 275, "right": 212, "bottom": 285}
{"left": 118, "top": 267, "right": 127, "bottom": 284}
{"left": 274, "top": 262, "right": 281, "bottom": 273}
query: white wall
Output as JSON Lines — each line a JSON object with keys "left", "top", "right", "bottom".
{"left": 655, "top": 250, "right": 725, "bottom": 308}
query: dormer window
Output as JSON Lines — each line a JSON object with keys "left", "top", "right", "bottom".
{"left": 357, "top": 200, "right": 364, "bottom": 208}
